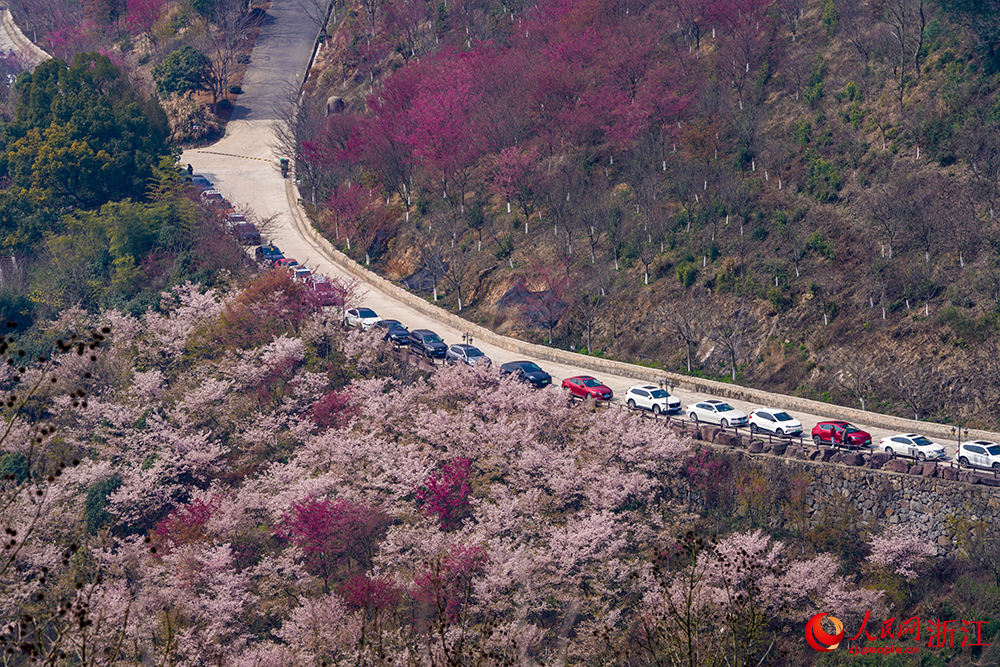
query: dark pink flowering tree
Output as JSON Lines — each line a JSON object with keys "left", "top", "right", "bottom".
{"left": 414, "top": 457, "right": 472, "bottom": 530}
{"left": 309, "top": 390, "right": 357, "bottom": 430}
{"left": 412, "top": 542, "right": 487, "bottom": 623}
{"left": 339, "top": 573, "right": 402, "bottom": 612}
{"left": 278, "top": 497, "right": 390, "bottom": 589}
{"left": 125, "top": 0, "right": 166, "bottom": 36}
{"left": 153, "top": 496, "right": 221, "bottom": 554}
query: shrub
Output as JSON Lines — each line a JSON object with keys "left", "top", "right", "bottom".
{"left": 807, "top": 232, "right": 836, "bottom": 259}
{"left": 794, "top": 118, "right": 812, "bottom": 146}
{"left": 0, "top": 452, "right": 29, "bottom": 484}
{"left": 806, "top": 153, "right": 842, "bottom": 202}
{"left": 676, "top": 261, "right": 697, "bottom": 287}
{"left": 84, "top": 474, "right": 122, "bottom": 534}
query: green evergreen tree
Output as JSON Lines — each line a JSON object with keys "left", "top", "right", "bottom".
{"left": 1, "top": 53, "right": 170, "bottom": 209}
{"left": 153, "top": 46, "right": 210, "bottom": 97}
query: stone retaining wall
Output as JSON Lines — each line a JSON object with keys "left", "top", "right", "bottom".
{"left": 284, "top": 182, "right": 1000, "bottom": 444}
{"left": 681, "top": 423, "right": 1000, "bottom": 555}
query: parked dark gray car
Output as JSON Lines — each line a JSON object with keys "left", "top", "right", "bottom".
{"left": 376, "top": 319, "right": 410, "bottom": 344}
{"left": 499, "top": 361, "right": 551, "bottom": 388}
{"left": 407, "top": 329, "right": 447, "bottom": 358}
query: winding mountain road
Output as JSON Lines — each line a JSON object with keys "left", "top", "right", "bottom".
{"left": 181, "top": 0, "right": 998, "bottom": 461}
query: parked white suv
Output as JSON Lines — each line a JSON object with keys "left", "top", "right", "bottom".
{"left": 958, "top": 440, "right": 1000, "bottom": 469}
{"left": 624, "top": 385, "right": 680, "bottom": 414}
{"left": 748, "top": 408, "right": 803, "bottom": 436}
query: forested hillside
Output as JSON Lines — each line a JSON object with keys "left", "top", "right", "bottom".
{"left": 1, "top": 278, "right": 965, "bottom": 665}
{"left": 0, "top": 51, "right": 254, "bottom": 327}
{"left": 0, "top": 2, "right": 999, "bottom": 665}
{"left": 288, "top": 0, "right": 1000, "bottom": 428}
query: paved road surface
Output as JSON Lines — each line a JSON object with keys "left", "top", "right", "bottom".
{"left": 182, "top": 0, "right": 989, "bottom": 465}
{"left": 0, "top": 8, "right": 51, "bottom": 67}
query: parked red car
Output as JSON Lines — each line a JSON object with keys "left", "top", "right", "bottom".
{"left": 561, "top": 376, "right": 613, "bottom": 401}
{"left": 811, "top": 421, "right": 873, "bottom": 449}
{"left": 306, "top": 276, "right": 342, "bottom": 307}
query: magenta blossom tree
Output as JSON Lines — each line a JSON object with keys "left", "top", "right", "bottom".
{"left": 413, "top": 542, "right": 487, "bottom": 623}
{"left": 278, "top": 497, "right": 390, "bottom": 589}
{"left": 415, "top": 457, "right": 472, "bottom": 530}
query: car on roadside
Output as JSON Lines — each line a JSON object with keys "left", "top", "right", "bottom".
{"left": 407, "top": 329, "right": 447, "bottom": 358}
{"left": 306, "top": 276, "right": 342, "bottom": 307}
{"left": 811, "top": 421, "right": 873, "bottom": 449}
{"left": 624, "top": 385, "right": 681, "bottom": 414}
{"left": 748, "top": 408, "right": 803, "bottom": 436}
{"left": 445, "top": 343, "right": 491, "bottom": 366}
{"left": 225, "top": 212, "right": 247, "bottom": 226}
{"left": 291, "top": 266, "right": 312, "bottom": 282}
{"left": 879, "top": 433, "right": 947, "bottom": 460}
{"left": 375, "top": 319, "right": 410, "bottom": 344}
{"left": 184, "top": 174, "right": 212, "bottom": 191}
{"left": 343, "top": 307, "right": 381, "bottom": 330}
{"left": 232, "top": 222, "right": 261, "bottom": 245}
{"left": 499, "top": 361, "right": 551, "bottom": 389}
{"left": 561, "top": 376, "right": 613, "bottom": 401}
{"left": 254, "top": 244, "right": 284, "bottom": 266}
{"left": 200, "top": 189, "right": 227, "bottom": 207}
{"left": 275, "top": 258, "right": 299, "bottom": 270}
{"left": 684, "top": 400, "right": 748, "bottom": 428}
{"left": 958, "top": 441, "right": 1000, "bottom": 469}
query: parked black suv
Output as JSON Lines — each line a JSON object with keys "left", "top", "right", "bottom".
{"left": 499, "top": 361, "right": 552, "bottom": 388}
{"left": 376, "top": 319, "right": 410, "bottom": 344}
{"left": 407, "top": 329, "right": 447, "bottom": 358}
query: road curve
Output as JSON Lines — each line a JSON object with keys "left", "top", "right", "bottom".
{"left": 182, "top": 0, "right": 1000, "bottom": 462}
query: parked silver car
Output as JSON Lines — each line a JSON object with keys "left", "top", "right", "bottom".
{"left": 445, "top": 344, "right": 491, "bottom": 366}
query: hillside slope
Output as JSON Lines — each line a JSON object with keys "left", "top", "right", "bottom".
{"left": 289, "top": 0, "right": 1000, "bottom": 429}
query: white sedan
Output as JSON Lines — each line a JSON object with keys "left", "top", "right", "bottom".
{"left": 879, "top": 433, "right": 947, "bottom": 460}
{"left": 343, "top": 307, "right": 381, "bottom": 330}
{"left": 625, "top": 385, "right": 681, "bottom": 414}
{"left": 748, "top": 408, "right": 803, "bottom": 436}
{"left": 957, "top": 441, "right": 1000, "bottom": 469}
{"left": 684, "top": 400, "right": 748, "bottom": 428}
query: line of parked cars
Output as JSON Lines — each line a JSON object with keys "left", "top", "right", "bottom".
{"left": 251, "top": 242, "right": 342, "bottom": 307}
{"left": 343, "top": 307, "right": 498, "bottom": 369}
{"left": 678, "top": 400, "right": 989, "bottom": 466}
{"left": 337, "top": 302, "right": 990, "bottom": 468}
{"left": 186, "top": 174, "right": 262, "bottom": 246}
